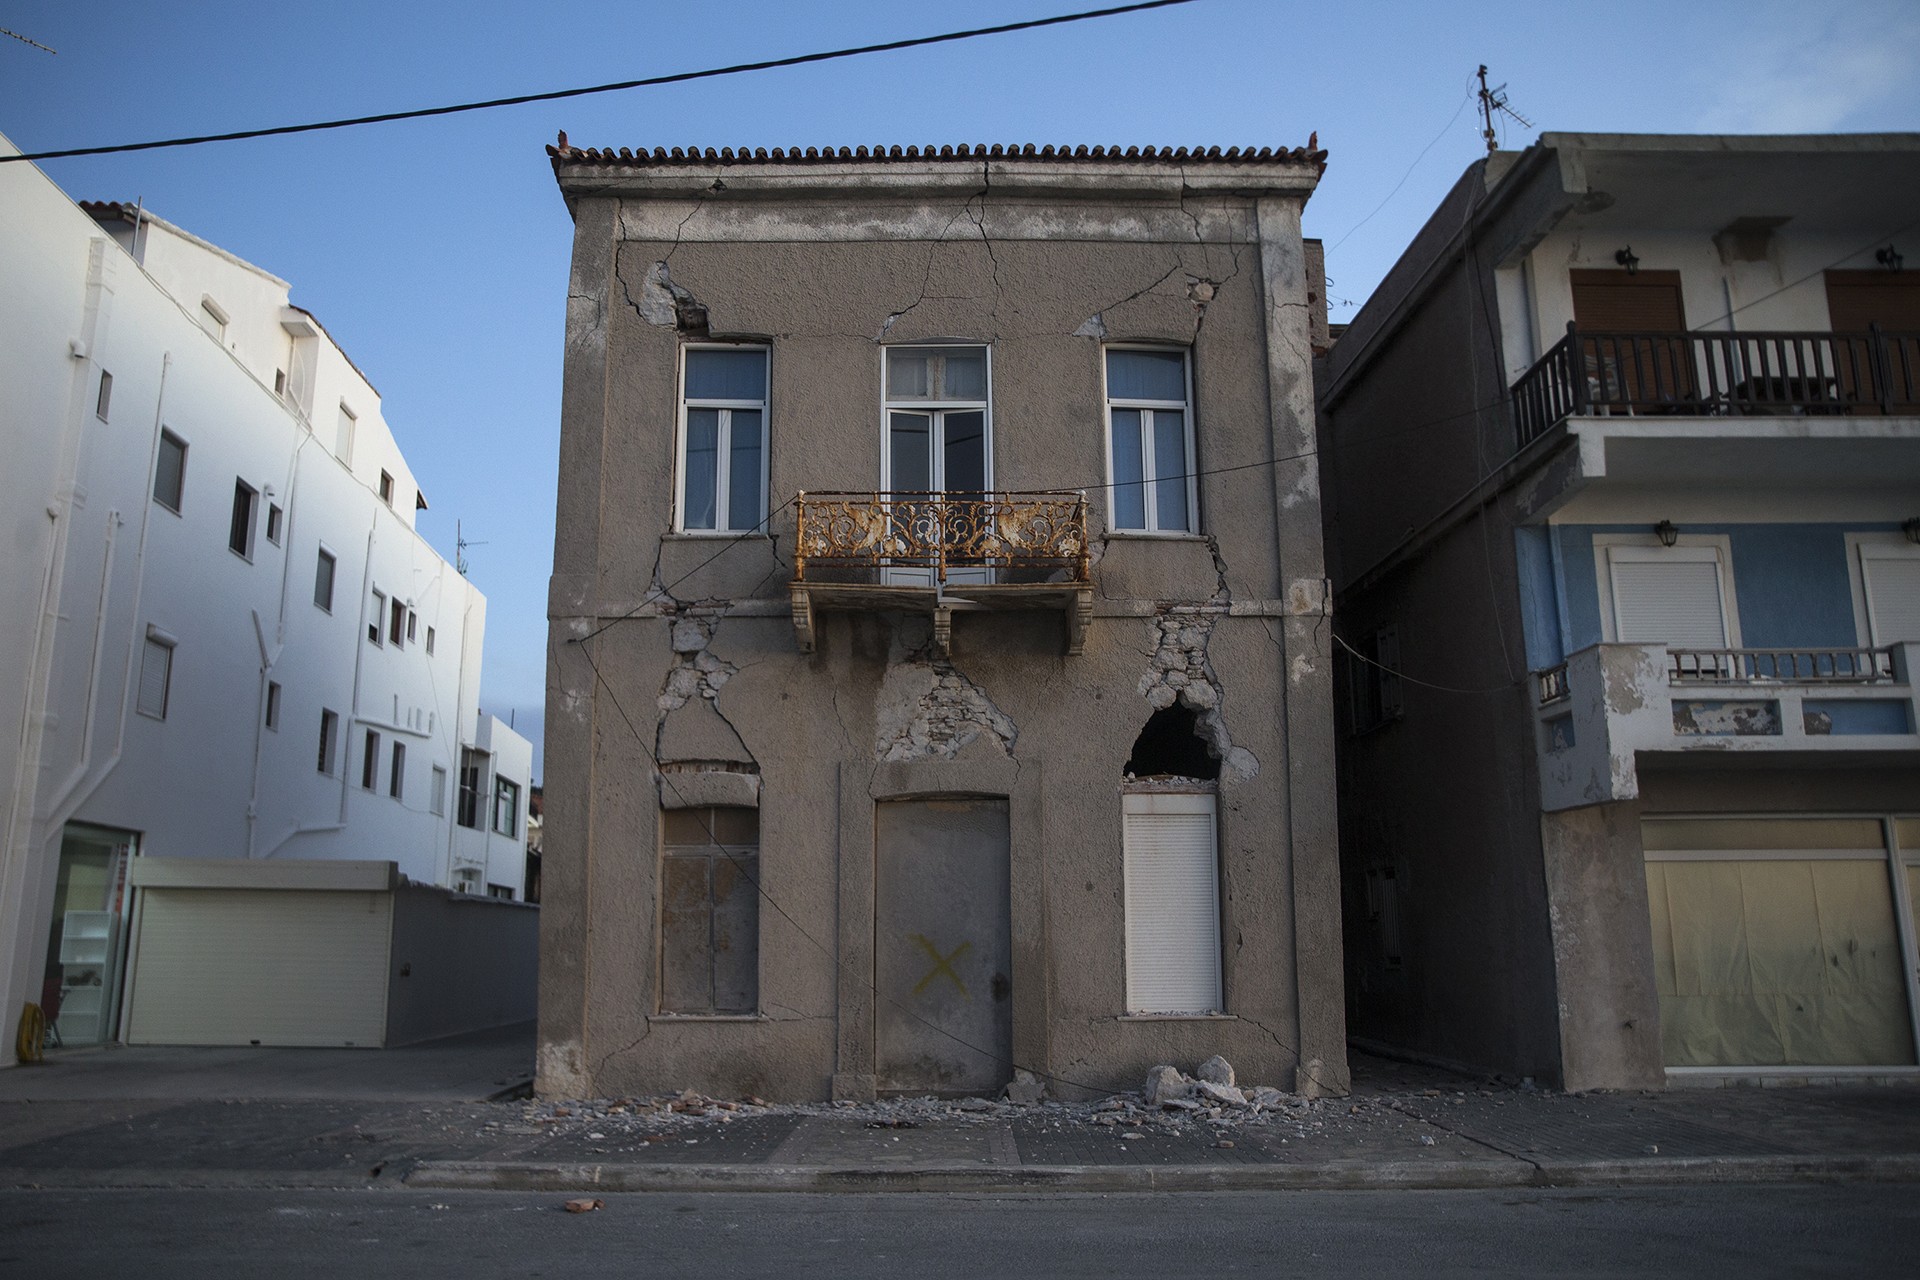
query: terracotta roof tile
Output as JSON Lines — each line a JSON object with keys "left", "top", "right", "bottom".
{"left": 547, "top": 134, "right": 1326, "bottom": 173}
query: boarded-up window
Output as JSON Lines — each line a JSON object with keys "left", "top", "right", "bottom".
{"left": 660, "top": 807, "right": 759, "bottom": 1015}
{"left": 1123, "top": 791, "right": 1221, "bottom": 1014}
{"left": 1604, "top": 544, "right": 1734, "bottom": 647}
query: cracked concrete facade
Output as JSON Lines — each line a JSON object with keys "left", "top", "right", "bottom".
{"left": 541, "top": 143, "right": 1345, "bottom": 1102}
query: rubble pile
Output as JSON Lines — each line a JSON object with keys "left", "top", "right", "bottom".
{"left": 520, "top": 1056, "right": 1366, "bottom": 1144}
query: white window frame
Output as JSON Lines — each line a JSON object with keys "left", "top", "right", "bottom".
{"left": 369, "top": 588, "right": 386, "bottom": 647}
{"left": 1593, "top": 534, "right": 1742, "bottom": 647}
{"left": 1102, "top": 345, "right": 1197, "bottom": 535}
{"left": 430, "top": 765, "right": 448, "bottom": 816}
{"left": 1121, "top": 790, "right": 1223, "bottom": 1016}
{"left": 228, "top": 479, "right": 259, "bottom": 560}
{"left": 153, "top": 429, "right": 188, "bottom": 514}
{"left": 879, "top": 343, "right": 994, "bottom": 493}
{"left": 675, "top": 343, "right": 770, "bottom": 534}
{"left": 314, "top": 547, "right": 336, "bottom": 612}
{"left": 335, "top": 402, "right": 357, "bottom": 466}
{"left": 136, "top": 627, "right": 177, "bottom": 721}
{"left": 1846, "top": 532, "right": 1920, "bottom": 647}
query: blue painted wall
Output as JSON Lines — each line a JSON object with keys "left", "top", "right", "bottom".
{"left": 1531, "top": 523, "right": 1901, "bottom": 664}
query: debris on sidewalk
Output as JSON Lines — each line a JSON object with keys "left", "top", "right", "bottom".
{"left": 563, "top": 1197, "right": 604, "bottom": 1213}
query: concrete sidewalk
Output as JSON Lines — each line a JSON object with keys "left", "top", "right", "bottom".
{"left": 2, "top": 1042, "right": 1917, "bottom": 1193}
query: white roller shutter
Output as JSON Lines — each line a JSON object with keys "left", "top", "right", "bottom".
{"left": 1859, "top": 545, "right": 1920, "bottom": 645}
{"left": 1608, "top": 546, "right": 1732, "bottom": 646}
{"left": 125, "top": 887, "right": 392, "bottom": 1047}
{"left": 1123, "top": 792, "right": 1222, "bottom": 1014}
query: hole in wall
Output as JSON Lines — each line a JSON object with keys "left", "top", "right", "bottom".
{"left": 1123, "top": 704, "right": 1219, "bottom": 781}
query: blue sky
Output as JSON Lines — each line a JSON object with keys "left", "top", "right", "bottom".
{"left": 6, "top": 0, "right": 1917, "bottom": 779}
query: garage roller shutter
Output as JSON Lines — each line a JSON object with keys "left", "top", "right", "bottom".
{"left": 126, "top": 887, "right": 392, "bottom": 1047}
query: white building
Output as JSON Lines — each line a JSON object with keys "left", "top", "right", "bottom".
{"left": 1, "top": 135, "right": 534, "bottom": 1056}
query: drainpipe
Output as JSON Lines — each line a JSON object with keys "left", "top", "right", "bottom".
{"left": 243, "top": 431, "right": 306, "bottom": 858}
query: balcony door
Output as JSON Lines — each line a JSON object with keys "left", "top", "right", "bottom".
{"left": 1571, "top": 269, "right": 1695, "bottom": 409}
{"left": 883, "top": 346, "right": 991, "bottom": 587}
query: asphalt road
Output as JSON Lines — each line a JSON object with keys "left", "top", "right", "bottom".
{"left": 2, "top": 1185, "right": 1913, "bottom": 1277}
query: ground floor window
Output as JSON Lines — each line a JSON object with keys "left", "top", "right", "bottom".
{"left": 659, "top": 807, "right": 759, "bottom": 1015}
{"left": 1122, "top": 790, "right": 1222, "bottom": 1015}
{"left": 1644, "top": 815, "right": 1920, "bottom": 1069}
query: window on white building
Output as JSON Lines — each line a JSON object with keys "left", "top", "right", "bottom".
{"left": 379, "top": 470, "right": 395, "bottom": 506}
{"left": 493, "top": 777, "right": 521, "bottom": 839}
{"left": 229, "top": 480, "right": 258, "bottom": 559}
{"left": 361, "top": 730, "right": 380, "bottom": 790}
{"left": 369, "top": 589, "right": 386, "bottom": 645}
{"left": 431, "top": 765, "right": 448, "bottom": 816}
{"left": 457, "top": 748, "right": 487, "bottom": 829}
{"left": 335, "top": 403, "right": 356, "bottom": 465}
{"left": 425, "top": 626, "right": 436, "bottom": 655}
{"left": 390, "top": 742, "right": 406, "bottom": 799}
{"left": 153, "top": 430, "right": 187, "bottom": 513}
{"left": 1105, "top": 347, "right": 1196, "bottom": 534}
{"left": 136, "top": 629, "right": 176, "bottom": 721}
{"left": 678, "top": 345, "right": 768, "bottom": 532}
{"left": 265, "top": 681, "right": 281, "bottom": 731}
{"left": 265, "top": 503, "right": 283, "bottom": 546}
{"left": 314, "top": 549, "right": 336, "bottom": 611}
{"left": 95, "top": 370, "right": 113, "bottom": 421}
{"left": 1122, "top": 791, "right": 1222, "bottom": 1015}
{"left": 318, "top": 709, "right": 339, "bottom": 775}
{"left": 199, "top": 296, "right": 228, "bottom": 341}
{"left": 389, "top": 597, "right": 405, "bottom": 647}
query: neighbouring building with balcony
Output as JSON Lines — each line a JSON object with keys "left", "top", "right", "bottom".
{"left": 541, "top": 137, "right": 1346, "bottom": 1101}
{"left": 1317, "top": 133, "right": 1920, "bottom": 1091}
{"left": 0, "top": 137, "right": 535, "bottom": 1059}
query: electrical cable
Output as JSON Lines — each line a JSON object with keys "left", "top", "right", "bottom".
{"left": 1325, "top": 77, "right": 1477, "bottom": 254}
{"left": 0, "top": 1, "right": 1200, "bottom": 164}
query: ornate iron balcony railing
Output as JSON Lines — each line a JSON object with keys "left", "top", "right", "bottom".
{"left": 792, "top": 490, "right": 1090, "bottom": 586}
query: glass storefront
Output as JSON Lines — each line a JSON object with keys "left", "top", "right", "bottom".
{"left": 39, "top": 823, "right": 137, "bottom": 1046}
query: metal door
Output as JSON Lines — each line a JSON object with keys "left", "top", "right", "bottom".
{"left": 874, "top": 797, "right": 1012, "bottom": 1095}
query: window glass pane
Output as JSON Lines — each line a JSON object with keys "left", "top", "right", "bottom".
{"left": 1108, "top": 349, "right": 1187, "bottom": 401}
{"left": 154, "top": 434, "right": 185, "bottom": 510}
{"left": 683, "top": 408, "right": 720, "bottom": 529}
{"left": 941, "top": 350, "right": 987, "bottom": 400}
{"left": 727, "top": 409, "right": 762, "bottom": 530}
{"left": 1110, "top": 409, "right": 1146, "bottom": 529}
{"left": 662, "top": 809, "right": 710, "bottom": 846}
{"left": 1153, "top": 411, "right": 1191, "bottom": 531}
{"left": 314, "top": 552, "right": 336, "bottom": 610}
{"left": 886, "top": 349, "right": 932, "bottom": 398}
{"left": 889, "top": 413, "right": 931, "bottom": 491}
{"left": 1643, "top": 817, "right": 1886, "bottom": 852}
{"left": 943, "top": 412, "right": 986, "bottom": 493}
{"left": 685, "top": 348, "right": 766, "bottom": 400}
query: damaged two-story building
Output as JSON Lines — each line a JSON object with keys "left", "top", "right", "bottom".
{"left": 538, "top": 137, "right": 1347, "bottom": 1102}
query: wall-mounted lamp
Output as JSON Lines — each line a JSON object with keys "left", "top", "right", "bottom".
{"left": 1904, "top": 517, "right": 1920, "bottom": 545}
{"left": 1614, "top": 247, "right": 1641, "bottom": 275}
{"left": 1877, "top": 244, "right": 1905, "bottom": 272}
{"left": 1655, "top": 519, "right": 1679, "bottom": 548}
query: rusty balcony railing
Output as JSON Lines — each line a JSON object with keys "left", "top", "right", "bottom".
{"left": 1667, "top": 646, "right": 1898, "bottom": 685}
{"left": 1511, "top": 323, "right": 1920, "bottom": 445}
{"left": 793, "top": 490, "right": 1090, "bottom": 585}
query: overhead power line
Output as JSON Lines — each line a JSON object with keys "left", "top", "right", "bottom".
{"left": 0, "top": 1, "right": 1199, "bottom": 165}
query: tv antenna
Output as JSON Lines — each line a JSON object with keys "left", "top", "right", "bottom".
{"left": 1477, "top": 65, "right": 1533, "bottom": 155}
{"left": 2, "top": 28, "right": 57, "bottom": 54}
{"left": 456, "top": 519, "right": 487, "bottom": 577}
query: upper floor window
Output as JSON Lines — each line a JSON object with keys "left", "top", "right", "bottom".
{"left": 678, "top": 346, "right": 767, "bottom": 532}
{"left": 314, "top": 548, "right": 336, "bottom": 612}
{"left": 95, "top": 370, "right": 113, "bottom": 421}
{"left": 136, "top": 627, "right": 176, "bottom": 721}
{"left": 379, "top": 471, "right": 395, "bottom": 506}
{"left": 229, "top": 480, "right": 259, "bottom": 559}
{"left": 1105, "top": 348, "right": 1195, "bottom": 533}
{"left": 153, "top": 430, "right": 187, "bottom": 513}
{"left": 335, "top": 403, "right": 357, "bottom": 466}
{"left": 199, "top": 297, "right": 228, "bottom": 342}
{"left": 493, "top": 776, "right": 520, "bottom": 838}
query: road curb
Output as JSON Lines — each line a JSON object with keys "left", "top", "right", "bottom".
{"left": 405, "top": 1159, "right": 1531, "bottom": 1193}
{"left": 405, "top": 1153, "right": 1920, "bottom": 1194}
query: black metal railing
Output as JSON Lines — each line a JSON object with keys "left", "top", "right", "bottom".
{"left": 1512, "top": 324, "right": 1920, "bottom": 445}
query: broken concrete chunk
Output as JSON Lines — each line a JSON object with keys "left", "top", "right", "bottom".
{"left": 670, "top": 619, "right": 708, "bottom": 653}
{"left": 1193, "top": 1079, "right": 1247, "bottom": 1107}
{"left": 564, "top": 1198, "right": 604, "bottom": 1213}
{"left": 1195, "top": 1055, "right": 1236, "bottom": 1087}
{"left": 1004, "top": 1069, "right": 1046, "bottom": 1105}
{"left": 1143, "top": 1064, "right": 1190, "bottom": 1105}
{"left": 1249, "top": 1086, "right": 1287, "bottom": 1108}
